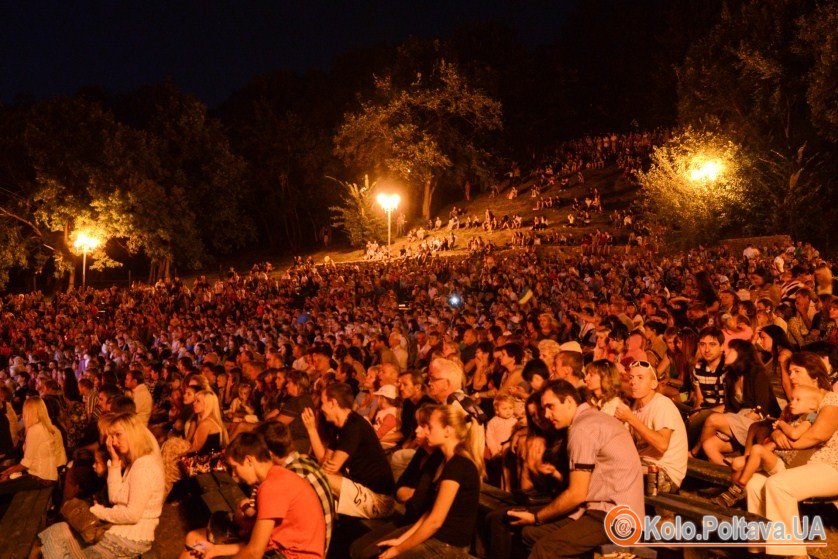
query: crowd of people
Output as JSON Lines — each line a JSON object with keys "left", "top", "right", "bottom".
{"left": 0, "top": 234, "right": 835, "bottom": 558}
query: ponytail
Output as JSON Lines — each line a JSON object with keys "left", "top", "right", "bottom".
{"left": 435, "top": 404, "right": 486, "bottom": 481}
{"left": 461, "top": 416, "right": 485, "bottom": 482}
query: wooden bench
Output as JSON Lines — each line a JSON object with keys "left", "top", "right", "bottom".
{"left": 687, "top": 457, "right": 730, "bottom": 486}
{"left": 195, "top": 471, "right": 248, "bottom": 515}
{"left": 476, "top": 485, "right": 660, "bottom": 559}
{"left": 687, "top": 457, "right": 837, "bottom": 506}
{"left": 646, "top": 492, "right": 767, "bottom": 524}
{"left": 0, "top": 487, "right": 54, "bottom": 559}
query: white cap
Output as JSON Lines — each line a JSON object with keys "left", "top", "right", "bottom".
{"left": 559, "top": 341, "right": 583, "bottom": 354}
{"left": 373, "top": 384, "right": 398, "bottom": 399}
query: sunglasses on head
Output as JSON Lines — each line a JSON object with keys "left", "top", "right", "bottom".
{"left": 629, "top": 360, "right": 653, "bottom": 370}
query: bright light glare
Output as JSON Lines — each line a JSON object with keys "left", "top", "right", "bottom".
{"left": 73, "top": 232, "right": 102, "bottom": 252}
{"left": 376, "top": 193, "right": 401, "bottom": 212}
{"left": 689, "top": 159, "right": 724, "bottom": 182}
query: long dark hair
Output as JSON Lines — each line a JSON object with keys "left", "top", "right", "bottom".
{"left": 759, "top": 325, "right": 792, "bottom": 366}
{"left": 62, "top": 368, "right": 82, "bottom": 402}
{"left": 524, "top": 392, "right": 550, "bottom": 439}
{"left": 725, "top": 339, "right": 764, "bottom": 383}
{"left": 694, "top": 271, "right": 719, "bottom": 307}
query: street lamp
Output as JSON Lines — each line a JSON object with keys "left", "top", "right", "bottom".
{"left": 73, "top": 232, "right": 102, "bottom": 288}
{"left": 376, "top": 192, "right": 401, "bottom": 254}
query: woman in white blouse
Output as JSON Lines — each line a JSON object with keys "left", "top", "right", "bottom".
{"left": 39, "top": 412, "right": 165, "bottom": 559}
{"left": 0, "top": 396, "right": 67, "bottom": 493}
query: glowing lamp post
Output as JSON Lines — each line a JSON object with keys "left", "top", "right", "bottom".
{"left": 376, "top": 193, "right": 400, "bottom": 255}
{"left": 73, "top": 232, "right": 102, "bottom": 288}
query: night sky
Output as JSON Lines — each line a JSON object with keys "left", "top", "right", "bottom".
{"left": 2, "top": 1, "right": 572, "bottom": 107}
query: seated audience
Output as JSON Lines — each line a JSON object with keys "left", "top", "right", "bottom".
{"left": 615, "top": 361, "right": 689, "bottom": 493}
{"left": 303, "top": 382, "right": 396, "bottom": 519}
{"left": 40, "top": 412, "right": 165, "bottom": 559}
{"left": 182, "top": 431, "right": 326, "bottom": 559}
{"left": 357, "top": 404, "right": 483, "bottom": 559}
{"left": 0, "top": 396, "right": 67, "bottom": 494}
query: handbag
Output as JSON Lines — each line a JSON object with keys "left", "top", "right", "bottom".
{"left": 178, "top": 451, "right": 226, "bottom": 478}
{"left": 60, "top": 498, "right": 112, "bottom": 544}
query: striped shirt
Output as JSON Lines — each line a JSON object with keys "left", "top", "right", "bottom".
{"left": 692, "top": 357, "right": 726, "bottom": 407}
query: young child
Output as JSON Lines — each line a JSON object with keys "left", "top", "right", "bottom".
{"left": 714, "top": 385, "right": 822, "bottom": 506}
{"left": 63, "top": 446, "right": 108, "bottom": 502}
{"left": 226, "top": 382, "right": 255, "bottom": 422}
{"left": 486, "top": 395, "right": 518, "bottom": 459}
{"left": 372, "top": 384, "right": 402, "bottom": 449}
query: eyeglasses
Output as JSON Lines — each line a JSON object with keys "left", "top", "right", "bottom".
{"left": 629, "top": 360, "right": 653, "bottom": 370}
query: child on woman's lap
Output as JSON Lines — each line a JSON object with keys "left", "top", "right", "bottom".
{"left": 714, "top": 385, "right": 822, "bottom": 507}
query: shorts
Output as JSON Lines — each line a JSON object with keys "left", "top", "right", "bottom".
{"left": 336, "top": 477, "right": 394, "bottom": 519}
{"left": 724, "top": 409, "right": 757, "bottom": 446}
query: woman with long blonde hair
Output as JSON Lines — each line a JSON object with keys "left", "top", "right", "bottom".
{"left": 160, "top": 390, "right": 227, "bottom": 495}
{"left": 370, "top": 405, "right": 483, "bottom": 559}
{"left": 40, "top": 412, "right": 165, "bottom": 559}
{"left": 0, "top": 396, "right": 67, "bottom": 491}
{"left": 188, "top": 390, "right": 228, "bottom": 452}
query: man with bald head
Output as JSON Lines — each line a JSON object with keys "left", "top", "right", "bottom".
{"left": 427, "top": 358, "right": 487, "bottom": 425}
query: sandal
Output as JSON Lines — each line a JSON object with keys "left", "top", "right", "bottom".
{"left": 712, "top": 484, "right": 745, "bottom": 507}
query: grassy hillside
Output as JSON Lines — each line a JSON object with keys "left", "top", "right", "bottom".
{"left": 305, "top": 164, "right": 641, "bottom": 265}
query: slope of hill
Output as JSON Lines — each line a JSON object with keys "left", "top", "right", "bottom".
{"left": 306, "top": 164, "right": 641, "bottom": 265}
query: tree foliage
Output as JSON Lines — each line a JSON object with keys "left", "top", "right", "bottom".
{"left": 677, "top": 0, "right": 837, "bottom": 245}
{"left": 636, "top": 128, "right": 748, "bottom": 245}
{"left": 334, "top": 60, "right": 502, "bottom": 220}
{"left": 0, "top": 84, "right": 256, "bottom": 290}
{"left": 329, "top": 177, "right": 387, "bottom": 247}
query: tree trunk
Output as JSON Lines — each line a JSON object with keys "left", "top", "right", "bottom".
{"left": 421, "top": 177, "right": 436, "bottom": 220}
{"left": 163, "top": 256, "right": 172, "bottom": 279}
{"left": 66, "top": 267, "right": 76, "bottom": 293}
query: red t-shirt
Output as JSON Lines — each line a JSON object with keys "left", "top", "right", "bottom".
{"left": 257, "top": 466, "right": 326, "bottom": 559}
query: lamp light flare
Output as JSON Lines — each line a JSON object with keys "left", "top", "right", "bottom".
{"left": 376, "top": 192, "right": 400, "bottom": 255}
{"left": 689, "top": 160, "right": 724, "bottom": 182}
{"left": 376, "top": 193, "right": 401, "bottom": 212}
{"left": 73, "top": 232, "right": 102, "bottom": 252}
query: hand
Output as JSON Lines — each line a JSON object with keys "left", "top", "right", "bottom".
{"left": 771, "top": 430, "right": 793, "bottom": 450}
{"left": 105, "top": 435, "right": 120, "bottom": 466}
{"left": 507, "top": 509, "right": 536, "bottom": 526}
{"left": 377, "top": 539, "right": 402, "bottom": 559}
{"left": 301, "top": 407, "right": 317, "bottom": 432}
{"left": 614, "top": 403, "right": 634, "bottom": 423}
{"left": 536, "top": 462, "right": 562, "bottom": 480}
{"left": 186, "top": 540, "right": 215, "bottom": 559}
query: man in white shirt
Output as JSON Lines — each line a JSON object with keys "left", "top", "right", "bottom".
{"left": 388, "top": 333, "right": 408, "bottom": 372}
{"left": 615, "top": 361, "right": 688, "bottom": 492}
{"left": 125, "top": 370, "right": 153, "bottom": 426}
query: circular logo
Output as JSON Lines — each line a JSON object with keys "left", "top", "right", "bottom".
{"left": 604, "top": 505, "right": 642, "bottom": 546}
